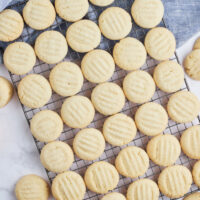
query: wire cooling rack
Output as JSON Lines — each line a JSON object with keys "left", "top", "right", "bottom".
{"left": 1, "top": 0, "right": 200, "bottom": 199}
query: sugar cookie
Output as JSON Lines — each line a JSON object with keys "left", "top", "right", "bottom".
{"left": 3, "top": 42, "right": 36, "bottom": 75}
{"left": 99, "top": 7, "right": 132, "bottom": 40}
{"left": 52, "top": 171, "right": 86, "bottom": 200}
{"left": 147, "top": 134, "right": 181, "bottom": 166}
{"left": 184, "top": 49, "right": 200, "bottom": 80}
{"left": 158, "top": 165, "right": 192, "bottom": 198}
{"left": 49, "top": 62, "right": 83, "bottom": 97}
{"left": 135, "top": 102, "right": 168, "bottom": 136}
{"left": 184, "top": 192, "right": 200, "bottom": 200}
{"left": 192, "top": 160, "right": 200, "bottom": 187}
{"left": 61, "top": 95, "right": 95, "bottom": 128}
{"left": 55, "top": 0, "right": 89, "bottom": 22}
{"left": 66, "top": 20, "right": 101, "bottom": 53}
{"left": 91, "top": 82, "right": 125, "bottom": 115}
{"left": 153, "top": 60, "right": 184, "bottom": 93}
{"left": 0, "top": 76, "right": 13, "bottom": 108}
{"left": 81, "top": 49, "right": 115, "bottom": 83}
{"left": 15, "top": 174, "right": 49, "bottom": 200}
{"left": 0, "top": 9, "right": 23, "bottom": 42}
{"left": 73, "top": 128, "right": 105, "bottom": 160}
{"left": 84, "top": 161, "right": 119, "bottom": 194}
{"left": 193, "top": 37, "right": 200, "bottom": 50}
{"left": 90, "top": 0, "right": 114, "bottom": 7}
{"left": 131, "top": 0, "right": 164, "bottom": 29}
{"left": 103, "top": 113, "right": 137, "bottom": 146}
{"left": 180, "top": 126, "right": 200, "bottom": 159}
{"left": 18, "top": 74, "right": 52, "bottom": 108}
{"left": 30, "top": 110, "right": 63, "bottom": 143}
{"left": 115, "top": 146, "right": 149, "bottom": 178}
{"left": 35, "top": 30, "right": 68, "bottom": 64}
{"left": 23, "top": 0, "right": 56, "bottom": 30}
{"left": 144, "top": 27, "right": 176, "bottom": 60}
{"left": 123, "top": 70, "right": 155, "bottom": 104}
{"left": 127, "top": 179, "right": 159, "bottom": 200}
{"left": 102, "top": 192, "right": 126, "bottom": 200}
{"left": 167, "top": 91, "right": 200, "bottom": 123}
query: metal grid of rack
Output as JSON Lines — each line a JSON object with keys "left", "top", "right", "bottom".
{"left": 1, "top": 0, "right": 199, "bottom": 199}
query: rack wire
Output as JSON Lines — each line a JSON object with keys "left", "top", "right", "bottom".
{"left": 1, "top": 0, "right": 200, "bottom": 199}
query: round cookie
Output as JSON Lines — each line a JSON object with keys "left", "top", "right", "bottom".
{"left": 91, "top": 82, "right": 125, "bottom": 115}
{"left": 81, "top": 49, "right": 115, "bottom": 83}
{"left": 180, "top": 126, "right": 200, "bottom": 159}
{"left": 158, "top": 165, "right": 192, "bottom": 198}
{"left": 40, "top": 141, "right": 74, "bottom": 173}
{"left": 3, "top": 42, "right": 36, "bottom": 75}
{"left": 115, "top": 146, "right": 149, "bottom": 178}
{"left": 18, "top": 74, "right": 52, "bottom": 108}
{"left": 73, "top": 128, "right": 105, "bottom": 160}
{"left": 52, "top": 171, "right": 86, "bottom": 200}
{"left": 84, "top": 161, "right": 119, "bottom": 194}
{"left": 15, "top": 174, "right": 49, "bottom": 200}
{"left": 184, "top": 192, "right": 200, "bottom": 200}
{"left": 66, "top": 20, "right": 101, "bottom": 53}
{"left": 113, "top": 37, "right": 147, "bottom": 71}
{"left": 127, "top": 179, "right": 159, "bottom": 200}
{"left": 123, "top": 70, "right": 155, "bottom": 104}
{"left": 30, "top": 110, "right": 63, "bottom": 143}
{"left": 61, "top": 95, "right": 95, "bottom": 128}
{"left": 23, "top": 0, "right": 56, "bottom": 30}
{"left": 0, "top": 76, "right": 13, "bottom": 108}
{"left": 49, "top": 62, "right": 83, "bottom": 97}
{"left": 103, "top": 113, "right": 137, "bottom": 146}
{"left": 99, "top": 7, "right": 132, "bottom": 40}
{"left": 102, "top": 192, "right": 126, "bottom": 200}
{"left": 192, "top": 160, "right": 200, "bottom": 187}
{"left": 55, "top": 0, "right": 89, "bottom": 22}
{"left": 147, "top": 134, "right": 181, "bottom": 166}
{"left": 135, "top": 102, "right": 168, "bottom": 136}
{"left": 153, "top": 60, "right": 184, "bottom": 93}
{"left": 184, "top": 49, "right": 200, "bottom": 80}
{"left": 193, "top": 37, "right": 200, "bottom": 50}
{"left": 0, "top": 9, "right": 24, "bottom": 42}
{"left": 90, "top": 0, "right": 114, "bottom": 7}
{"left": 131, "top": 0, "right": 164, "bottom": 29}
{"left": 35, "top": 30, "right": 68, "bottom": 64}
{"left": 144, "top": 27, "right": 176, "bottom": 60}
{"left": 167, "top": 91, "right": 200, "bottom": 123}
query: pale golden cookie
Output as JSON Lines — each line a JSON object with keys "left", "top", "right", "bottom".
{"left": 73, "top": 128, "right": 105, "bottom": 160}
{"left": 49, "top": 62, "right": 83, "bottom": 97}
{"left": 90, "top": 0, "right": 114, "bottom": 7}
{"left": 192, "top": 160, "right": 200, "bottom": 187}
{"left": 55, "top": 0, "right": 89, "bottom": 22}
{"left": 102, "top": 192, "right": 126, "bottom": 200}
{"left": 180, "top": 126, "right": 200, "bottom": 159}
{"left": 52, "top": 171, "right": 86, "bottom": 200}
{"left": 30, "top": 110, "right": 63, "bottom": 143}
{"left": 153, "top": 60, "right": 184, "bottom": 93}
{"left": 35, "top": 30, "right": 68, "bottom": 64}
{"left": 15, "top": 174, "right": 49, "bottom": 200}
{"left": 61, "top": 95, "right": 95, "bottom": 128}
{"left": 115, "top": 146, "right": 149, "bottom": 178}
{"left": 147, "top": 134, "right": 181, "bottom": 166}
{"left": 0, "top": 9, "right": 23, "bottom": 42}
{"left": 40, "top": 141, "right": 74, "bottom": 173}
{"left": 193, "top": 37, "right": 200, "bottom": 50}
{"left": 66, "top": 20, "right": 101, "bottom": 53}
{"left": 123, "top": 70, "right": 155, "bottom": 104}
{"left": 3, "top": 42, "right": 36, "bottom": 75}
{"left": 23, "top": 0, "right": 56, "bottom": 30}
{"left": 81, "top": 49, "right": 115, "bottom": 83}
{"left": 135, "top": 102, "right": 168, "bottom": 136}
{"left": 127, "top": 179, "right": 159, "bottom": 200}
{"left": 0, "top": 76, "right": 13, "bottom": 108}
{"left": 167, "top": 91, "right": 200, "bottom": 123}
{"left": 184, "top": 49, "right": 200, "bottom": 80}
{"left": 99, "top": 7, "right": 132, "bottom": 40}
{"left": 131, "top": 0, "right": 164, "bottom": 29}
{"left": 158, "top": 165, "right": 192, "bottom": 198}
{"left": 84, "top": 161, "right": 119, "bottom": 194}
{"left": 18, "top": 74, "right": 52, "bottom": 108}
{"left": 145, "top": 27, "right": 176, "bottom": 60}
{"left": 184, "top": 192, "right": 200, "bottom": 200}
{"left": 103, "top": 113, "right": 137, "bottom": 146}
{"left": 91, "top": 82, "right": 125, "bottom": 116}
